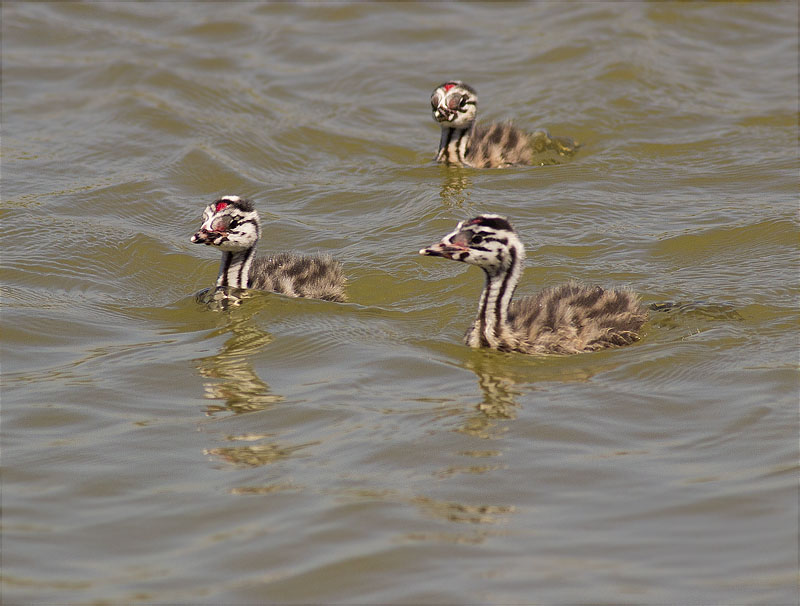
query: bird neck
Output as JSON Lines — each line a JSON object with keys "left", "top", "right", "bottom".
{"left": 467, "top": 247, "right": 523, "bottom": 350}
{"left": 437, "top": 123, "right": 474, "bottom": 166}
{"left": 216, "top": 247, "right": 256, "bottom": 290}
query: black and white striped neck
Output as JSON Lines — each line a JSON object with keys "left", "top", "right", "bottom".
{"left": 466, "top": 243, "right": 524, "bottom": 350}
{"left": 436, "top": 124, "right": 474, "bottom": 166}
{"left": 216, "top": 247, "right": 256, "bottom": 290}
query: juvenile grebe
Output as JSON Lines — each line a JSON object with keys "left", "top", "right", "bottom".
{"left": 420, "top": 214, "right": 646, "bottom": 354}
{"left": 431, "top": 80, "right": 579, "bottom": 168}
{"left": 191, "top": 196, "right": 346, "bottom": 302}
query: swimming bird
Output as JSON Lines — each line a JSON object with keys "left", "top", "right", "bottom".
{"left": 420, "top": 214, "right": 646, "bottom": 354}
{"left": 430, "top": 80, "right": 579, "bottom": 168}
{"left": 191, "top": 196, "right": 346, "bottom": 302}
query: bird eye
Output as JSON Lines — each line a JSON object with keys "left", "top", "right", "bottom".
{"left": 471, "top": 234, "right": 483, "bottom": 245}
{"left": 228, "top": 219, "right": 239, "bottom": 230}
{"left": 211, "top": 216, "right": 232, "bottom": 231}
{"left": 459, "top": 95, "right": 468, "bottom": 108}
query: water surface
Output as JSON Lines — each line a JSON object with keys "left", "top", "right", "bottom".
{"left": 2, "top": 3, "right": 798, "bottom": 604}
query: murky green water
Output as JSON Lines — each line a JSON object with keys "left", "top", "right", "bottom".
{"left": 2, "top": 3, "right": 798, "bottom": 604}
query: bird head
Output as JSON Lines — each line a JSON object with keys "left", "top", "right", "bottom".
{"left": 191, "top": 196, "right": 260, "bottom": 252}
{"left": 420, "top": 214, "right": 524, "bottom": 276}
{"left": 430, "top": 81, "right": 478, "bottom": 128}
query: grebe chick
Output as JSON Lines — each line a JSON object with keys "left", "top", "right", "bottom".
{"left": 430, "top": 80, "right": 579, "bottom": 168}
{"left": 420, "top": 214, "right": 646, "bottom": 354}
{"left": 191, "top": 196, "right": 346, "bottom": 302}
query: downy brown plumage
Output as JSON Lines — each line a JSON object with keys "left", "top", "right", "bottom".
{"left": 430, "top": 80, "right": 579, "bottom": 168}
{"left": 420, "top": 214, "right": 646, "bottom": 354}
{"left": 191, "top": 196, "right": 346, "bottom": 302}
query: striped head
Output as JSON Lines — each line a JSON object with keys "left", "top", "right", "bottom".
{"left": 420, "top": 214, "right": 525, "bottom": 276}
{"left": 431, "top": 81, "right": 478, "bottom": 128}
{"left": 191, "top": 196, "right": 261, "bottom": 252}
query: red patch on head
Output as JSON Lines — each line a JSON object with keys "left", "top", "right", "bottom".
{"left": 443, "top": 83, "right": 456, "bottom": 92}
{"left": 215, "top": 201, "right": 229, "bottom": 212}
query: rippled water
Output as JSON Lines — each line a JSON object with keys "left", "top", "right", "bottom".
{"left": 2, "top": 3, "right": 798, "bottom": 604}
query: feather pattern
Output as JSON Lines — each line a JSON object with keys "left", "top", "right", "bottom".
{"left": 191, "top": 196, "right": 346, "bottom": 303}
{"left": 431, "top": 81, "right": 579, "bottom": 168}
{"left": 247, "top": 253, "right": 346, "bottom": 302}
{"left": 420, "top": 214, "right": 646, "bottom": 354}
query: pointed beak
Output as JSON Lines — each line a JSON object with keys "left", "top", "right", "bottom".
{"left": 191, "top": 229, "right": 220, "bottom": 245}
{"left": 191, "top": 230, "right": 207, "bottom": 244}
{"left": 419, "top": 240, "right": 468, "bottom": 259}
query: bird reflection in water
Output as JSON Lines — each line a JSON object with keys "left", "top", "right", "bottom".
{"left": 193, "top": 312, "right": 319, "bottom": 474}
{"left": 438, "top": 167, "right": 473, "bottom": 209}
{"left": 452, "top": 351, "right": 523, "bottom": 442}
{"left": 458, "top": 349, "right": 596, "bottom": 436}
{"left": 468, "top": 353, "right": 522, "bottom": 419}
{"left": 194, "top": 314, "right": 283, "bottom": 417}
